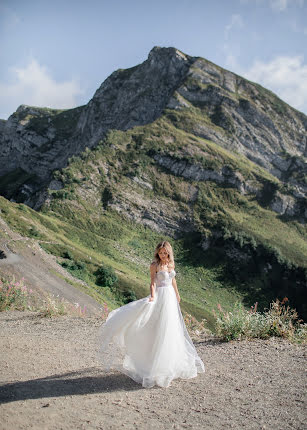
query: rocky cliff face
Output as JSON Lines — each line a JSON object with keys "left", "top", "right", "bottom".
{"left": 169, "top": 58, "right": 306, "bottom": 180}
{"left": 0, "top": 47, "right": 193, "bottom": 178}
{"left": 0, "top": 46, "right": 306, "bottom": 218}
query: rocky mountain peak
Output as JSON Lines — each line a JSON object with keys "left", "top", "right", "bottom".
{"left": 0, "top": 46, "right": 306, "bottom": 215}
{"left": 77, "top": 46, "right": 195, "bottom": 144}
{"left": 147, "top": 45, "right": 191, "bottom": 64}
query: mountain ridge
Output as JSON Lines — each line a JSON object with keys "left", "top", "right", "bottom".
{"left": 0, "top": 47, "right": 306, "bottom": 322}
{"left": 0, "top": 46, "right": 306, "bottom": 215}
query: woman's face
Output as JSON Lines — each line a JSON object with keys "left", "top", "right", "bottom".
{"left": 158, "top": 247, "right": 168, "bottom": 262}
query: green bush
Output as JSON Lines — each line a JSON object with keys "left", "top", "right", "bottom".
{"left": 95, "top": 265, "right": 118, "bottom": 288}
{"left": 61, "top": 260, "right": 86, "bottom": 271}
{"left": 52, "top": 190, "right": 75, "bottom": 200}
{"left": 123, "top": 289, "right": 137, "bottom": 304}
{"left": 28, "top": 226, "right": 41, "bottom": 238}
{"left": 0, "top": 276, "right": 87, "bottom": 317}
{"left": 214, "top": 298, "right": 307, "bottom": 343}
{"left": 101, "top": 186, "right": 113, "bottom": 209}
{"left": 59, "top": 259, "right": 91, "bottom": 282}
{"left": 0, "top": 278, "right": 33, "bottom": 311}
{"left": 63, "top": 250, "right": 73, "bottom": 260}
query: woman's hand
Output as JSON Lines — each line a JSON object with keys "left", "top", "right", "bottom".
{"left": 149, "top": 296, "right": 155, "bottom": 302}
{"left": 176, "top": 294, "right": 181, "bottom": 303}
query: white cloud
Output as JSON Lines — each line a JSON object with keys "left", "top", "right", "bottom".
{"left": 224, "top": 14, "right": 244, "bottom": 40}
{"left": 0, "top": 58, "right": 84, "bottom": 119}
{"left": 242, "top": 55, "right": 307, "bottom": 113}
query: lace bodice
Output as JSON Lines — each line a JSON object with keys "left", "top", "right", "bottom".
{"left": 155, "top": 269, "right": 176, "bottom": 288}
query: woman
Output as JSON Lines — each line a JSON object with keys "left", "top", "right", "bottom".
{"left": 96, "top": 240, "right": 205, "bottom": 388}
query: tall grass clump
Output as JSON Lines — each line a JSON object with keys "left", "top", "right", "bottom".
{"left": 0, "top": 277, "right": 88, "bottom": 318}
{"left": 37, "top": 294, "right": 87, "bottom": 318}
{"left": 214, "top": 298, "right": 307, "bottom": 344}
{"left": 100, "top": 301, "right": 110, "bottom": 321}
{"left": 183, "top": 312, "right": 212, "bottom": 339}
{"left": 0, "top": 277, "right": 35, "bottom": 311}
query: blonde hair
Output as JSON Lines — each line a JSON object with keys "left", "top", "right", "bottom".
{"left": 151, "top": 240, "right": 175, "bottom": 269}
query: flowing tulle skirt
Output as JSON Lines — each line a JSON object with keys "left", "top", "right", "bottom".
{"left": 96, "top": 285, "right": 205, "bottom": 388}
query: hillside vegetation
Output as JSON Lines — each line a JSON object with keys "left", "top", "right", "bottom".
{"left": 0, "top": 47, "right": 306, "bottom": 326}
{"left": 1, "top": 112, "right": 306, "bottom": 326}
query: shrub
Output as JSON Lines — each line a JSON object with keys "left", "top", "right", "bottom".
{"left": 101, "top": 186, "right": 113, "bottom": 209}
{"left": 29, "top": 226, "right": 41, "bottom": 238}
{"left": 61, "top": 260, "right": 86, "bottom": 271}
{"left": 123, "top": 289, "right": 137, "bottom": 304}
{"left": 0, "top": 277, "right": 34, "bottom": 311}
{"left": 37, "top": 294, "right": 87, "bottom": 318}
{"left": 52, "top": 190, "right": 75, "bottom": 200}
{"left": 0, "top": 276, "right": 87, "bottom": 317}
{"left": 95, "top": 265, "right": 118, "bottom": 288}
{"left": 214, "top": 298, "right": 306, "bottom": 343}
{"left": 59, "top": 259, "right": 92, "bottom": 283}
{"left": 63, "top": 250, "right": 74, "bottom": 260}
{"left": 183, "top": 312, "right": 212, "bottom": 338}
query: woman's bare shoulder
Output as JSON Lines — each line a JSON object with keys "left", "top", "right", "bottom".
{"left": 150, "top": 262, "right": 157, "bottom": 272}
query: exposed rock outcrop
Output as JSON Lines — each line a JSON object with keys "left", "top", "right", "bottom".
{"left": 0, "top": 46, "right": 306, "bottom": 219}
{"left": 153, "top": 153, "right": 248, "bottom": 194}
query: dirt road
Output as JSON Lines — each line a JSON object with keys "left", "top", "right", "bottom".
{"left": 0, "top": 310, "right": 305, "bottom": 430}
{"left": 0, "top": 216, "right": 103, "bottom": 316}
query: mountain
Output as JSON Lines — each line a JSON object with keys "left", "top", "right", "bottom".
{"left": 0, "top": 46, "right": 306, "bottom": 213}
{"left": 0, "top": 46, "right": 306, "bottom": 323}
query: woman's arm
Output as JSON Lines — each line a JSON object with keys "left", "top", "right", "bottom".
{"left": 172, "top": 277, "right": 181, "bottom": 303}
{"left": 149, "top": 263, "right": 156, "bottom": 301}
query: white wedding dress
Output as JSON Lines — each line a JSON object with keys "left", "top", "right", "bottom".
{"left": 96, "top": 269, "right": 205, "bottom": 388}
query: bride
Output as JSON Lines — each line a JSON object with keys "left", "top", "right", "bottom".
{"left": 96, "top": 240, "right": 205, "bottom": 388}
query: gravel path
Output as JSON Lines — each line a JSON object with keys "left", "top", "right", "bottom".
{"left": 0, "top": 310, "right": 306, "bottom": 430}
{"left": 0, "top": 216, "right": 103, "bottom": 316}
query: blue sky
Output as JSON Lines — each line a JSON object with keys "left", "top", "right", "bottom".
{"left": 0, "top": 0, "right": 306, "bottom": 119}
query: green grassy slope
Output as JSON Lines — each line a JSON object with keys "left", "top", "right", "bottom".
{"left": 1, "top": 114, "right": 306, "bottom": 327}
{"left": 0, "top": 196, "right": 242, "bottom": 331}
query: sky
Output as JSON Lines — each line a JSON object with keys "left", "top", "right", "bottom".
{"left": 0, "top": 0, "right": 307, "bottom": 120}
